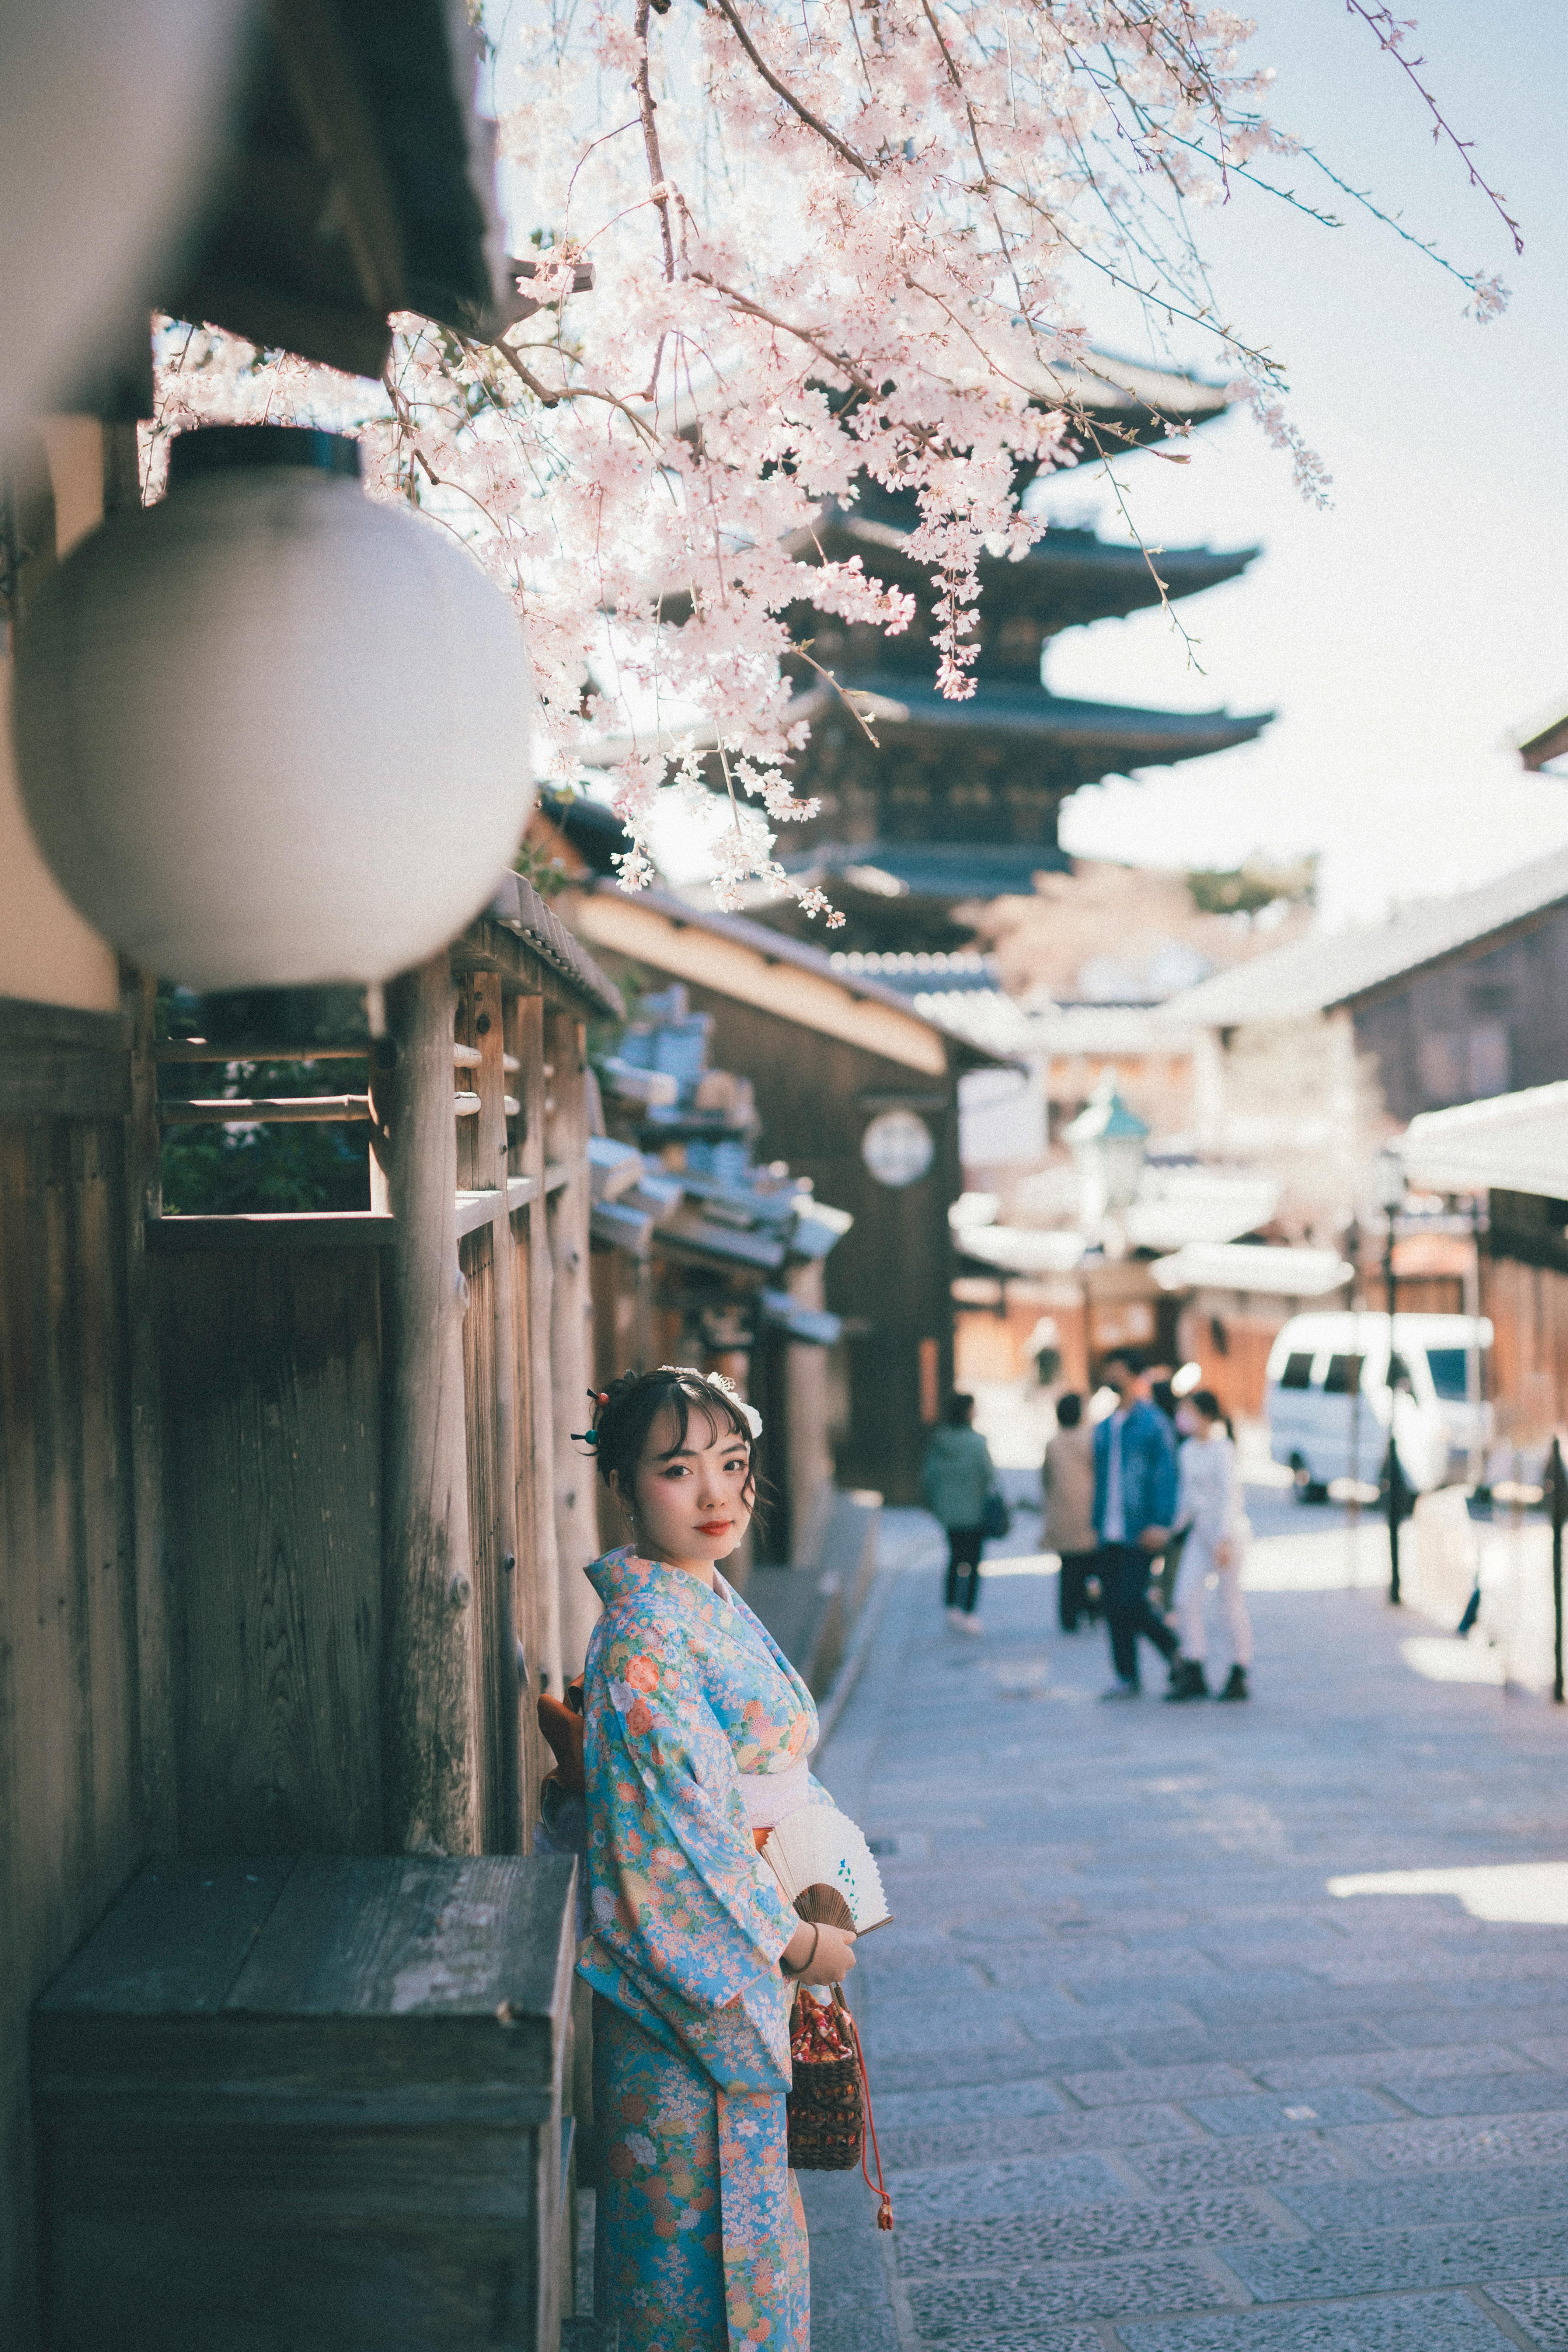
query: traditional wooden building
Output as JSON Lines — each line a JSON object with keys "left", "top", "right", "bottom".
{"left": 565, "top": 881, "right": 1006, "bottom": 1505}
{"left": 1, "top": 14, "right": 611, "bottom": 2345}
{"left": 1165, "top": 843, "right": 1568, "bottom": 1135}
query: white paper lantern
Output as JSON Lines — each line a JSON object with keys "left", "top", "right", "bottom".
{"left": 12, "top": 426, "right": 536, "bottom": 987}
{"left": 1, "top": 1, "right": 244, "bottom": 442}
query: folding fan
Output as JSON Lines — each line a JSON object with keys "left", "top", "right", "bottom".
{"left": 761, "top": 1807, "right": 892, "bottom": 1935}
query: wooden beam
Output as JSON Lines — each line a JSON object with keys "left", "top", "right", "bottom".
{"left": 376, "top": 957, "right": 480, "bottom": 1856}
{"left": 146, "top": 1212, "right": 394, "bottom": 1253}
{"left": 158, "top": 1095, "right": 372, "bottom": 1125}
{"left": 547, "top": 1014, "right": 601, "bottom": 1677}
{"left": 516, "top": 993, "right": 564, "bottom": 1703}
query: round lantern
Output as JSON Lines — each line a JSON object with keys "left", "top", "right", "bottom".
{"left": 1, "top": 1, "right": 244, "bottom": 442}
{"left": 11, "top": 425, "right": 536, "bottom": 987}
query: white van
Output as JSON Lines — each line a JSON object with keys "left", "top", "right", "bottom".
{"left": 1265, "top": 1311, "right": 1493, "bottom": 1497}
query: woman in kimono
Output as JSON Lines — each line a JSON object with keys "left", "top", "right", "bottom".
{"left": 578, "top": 1366, "right": 857, "bottom": 2352}
{"left": 1167, "top": 1388, "right": 1253, "bottom": 1703}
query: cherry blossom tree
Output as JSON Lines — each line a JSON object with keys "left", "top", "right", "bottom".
{"left": 148, "top": 0, "right": 1517, "bottom": 914}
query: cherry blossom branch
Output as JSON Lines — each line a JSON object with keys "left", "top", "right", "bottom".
{"left": 1342, "top": 2, "right": 1522, "bottom": 255}
{"left": 633, "top": 0, "right": 677, "bottom": 282}
{"left": 707, "top": 0, "right": 879, "bottom": 179}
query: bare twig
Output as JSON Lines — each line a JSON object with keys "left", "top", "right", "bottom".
{"left": 1342, "top": 0, "right": 1523, "bottom": 253}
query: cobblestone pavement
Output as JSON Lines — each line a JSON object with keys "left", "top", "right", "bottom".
{"left": 804, "top": 1491, "right": 1568, "bottom": 2352}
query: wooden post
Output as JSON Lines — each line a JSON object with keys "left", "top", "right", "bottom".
{"left": 516, "top": 992, "right": 564, "bottom": 1699}
{"left": 474, "top": 971, "right": 523, "bottom": 1842}
{"left": 121, "top": 962, "right": 176, "bottom": 1850}
{"left": 375, "top": 955, "right": 479, "bottom": 1854}
{"left": 547, "top": 1012, "right": 600, "bottom": 1676}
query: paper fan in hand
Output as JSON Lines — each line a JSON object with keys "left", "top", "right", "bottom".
{"left": 761, "top": 1807, "right": 891, "bottom": 1935}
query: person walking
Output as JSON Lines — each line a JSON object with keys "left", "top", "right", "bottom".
{"left": 1093, "top": 1349, "right": 1181, "bottom": 1698}
{"left": 921, "top": 1391, "right": 994, "bottom": 1635}
{"left": 1167, "top": 1389, "right": 1254, "bottom": 1702}
{"left": 1043, "top": 1392, "right": 1099, "bottom": 1631}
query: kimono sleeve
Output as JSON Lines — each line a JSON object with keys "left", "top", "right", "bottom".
{"left": 591, "top": 1640, "right": 799, "bottom": 2013}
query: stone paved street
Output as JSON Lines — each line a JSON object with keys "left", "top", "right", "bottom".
{"left": 804, "top": 1490, "right": 1568, "bottom": 2352}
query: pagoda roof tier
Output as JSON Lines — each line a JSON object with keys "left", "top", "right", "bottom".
{"left": 779, "top": 509, "right": 1258, "bottom": 678}
{"left": 781, "top": 842, "right": 1071, "bottom": 900}
{"left": 797, "top": 675, "right": 1272, "bottom": 778}
{"left": 788, "top": 509, "right": 1257, "bottom": 634}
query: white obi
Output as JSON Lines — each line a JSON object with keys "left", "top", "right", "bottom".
{"left": 736, "top": 1756, "right": 811, "bottom": 1832}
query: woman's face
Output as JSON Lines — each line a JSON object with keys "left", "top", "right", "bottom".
{"left": 1176, "top": 1401, "right": 1210, "bottom": 1439}
{"left": 622, "top": 1400, "right": 755, "bottom": 1571}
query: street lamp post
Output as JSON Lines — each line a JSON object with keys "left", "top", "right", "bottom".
{"left": 1376, "top": 1147, "right": 1404, "bottom": 1606}
{"left": 1065, "top": 1077, "right": 1149, "bottom": 1260}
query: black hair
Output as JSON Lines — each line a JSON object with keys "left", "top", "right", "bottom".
{"left": 1189, "top": 1388, "right": 1224, "bottom": 1424}
{"left": 945, "top": 1391, "right": 976, "bottom": 1427}
{"left": 1102, "top": 1346, "right": 1147, "bottom": 1377}
{"left": 1055, "top": 1391, "right": 1083, "bottom": 1428}
{"left": 583, "top": 1367, "right": 759, "bottom": 1514}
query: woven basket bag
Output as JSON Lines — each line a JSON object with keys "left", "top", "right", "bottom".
{"left": 785, "top": 1986, "right": 863, "bottom": 2170}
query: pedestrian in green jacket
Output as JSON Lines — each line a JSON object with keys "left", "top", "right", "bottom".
{"left": 921, "top": 1393, "right": 994, "bottom": 1634}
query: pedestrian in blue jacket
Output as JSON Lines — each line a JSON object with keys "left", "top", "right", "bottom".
{"left": 1092, "top": 1348, "right": 1181, "bottom": 1698}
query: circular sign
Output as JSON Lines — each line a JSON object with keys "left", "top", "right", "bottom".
{"left": 861, "top": 1108, "right": 934, "bottom": 1188}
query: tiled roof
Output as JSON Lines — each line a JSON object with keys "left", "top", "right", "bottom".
{"left": 1158, "top": 845, "right": 1568, "bottom": 1027}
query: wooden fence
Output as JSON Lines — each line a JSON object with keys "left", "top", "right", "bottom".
{"left": 0, "top": 883, "right": 620, "bottom": 2348}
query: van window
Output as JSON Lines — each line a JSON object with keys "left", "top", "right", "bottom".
{"left": 1279, "top": 1352, "right": 1316, "bottom": 1390}
{"left": 1323, "top": 1353, "right": 1363, "bottom": 1395}
{"left": 1388, "top": 1351, "right": 1414, "bottom": 1390}
{"left": 1426, "top": 1347, "right": 1471, "bottom": 1401}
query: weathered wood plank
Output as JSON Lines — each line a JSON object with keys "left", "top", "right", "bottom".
{"left": 0, "top": 997, "right": 131, "bottom": 1122}
{"left": 515, "top": 994, "right": 564, "bottom": 1708}
{"left": 38, "top": 1859, "right": 296, "bottom": 2014}
{"left": 125, "top": 968, "right": 175, "bottom": 1854}
{"left": 227, "top": 1854, "right": 575, "bottom": 2020}
{"left": 377, "top": 959, "right": 479, "bottom": 1856}
{"left": 0, "top": 1101, "right": 145, "bottom": 2350}
{"left": 474, "top": 969, "right": 523, "bottom": 1849}
{"left": 546, "top": 1013, "right": 600, "bottom": 1677}
{"left": 157, "top": 1247, "right": 384, "bottom": 1854}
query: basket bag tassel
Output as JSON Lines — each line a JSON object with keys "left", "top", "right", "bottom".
{"left": 785, "top": 1986, "right": 894, "bottom": 2229}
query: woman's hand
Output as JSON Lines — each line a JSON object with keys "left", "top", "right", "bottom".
{"left": 1215, "top": 1536, "right": 1236, "bottom": 1569}
{"left": 783, "top": 1919, "right": 858, "bottom": 1985}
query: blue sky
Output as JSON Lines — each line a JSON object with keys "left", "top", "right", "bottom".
{"left": 1042, "top": 0, "right": 1567, "bottom": 925}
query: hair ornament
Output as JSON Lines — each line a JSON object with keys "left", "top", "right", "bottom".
{"left": 653, "top": 1363, "right": 762, "bottom": 1439}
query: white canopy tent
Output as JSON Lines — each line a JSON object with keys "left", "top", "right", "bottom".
{"left": 1401, "top": 1080, "right": 1568, "bottom": 1202}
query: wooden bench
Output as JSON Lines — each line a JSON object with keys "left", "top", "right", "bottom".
{"left": 33, "top": 1854, "right": 577, "bottom": 2351}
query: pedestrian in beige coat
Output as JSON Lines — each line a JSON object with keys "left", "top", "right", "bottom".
{"left": 1043, "top": 1393, "right": 1099, "bottom": 1632}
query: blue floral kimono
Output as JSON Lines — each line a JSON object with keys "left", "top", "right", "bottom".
{"left": 579, "top": 1545, "right": 824, "bottom": 2352}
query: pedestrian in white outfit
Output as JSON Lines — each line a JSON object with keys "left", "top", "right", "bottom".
{"left": 1166, "top": 1391, "right": 1252, "bottom": 1703}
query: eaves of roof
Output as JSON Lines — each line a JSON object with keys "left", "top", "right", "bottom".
{"left": 481, "top": 871, "right": 625, "bottom": 1020}
{"left": 802, "top": 676, "right": 1272, "bottom": 759}
{"left": 563, "top": 883, "right": 1010, "bottom": 1074}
